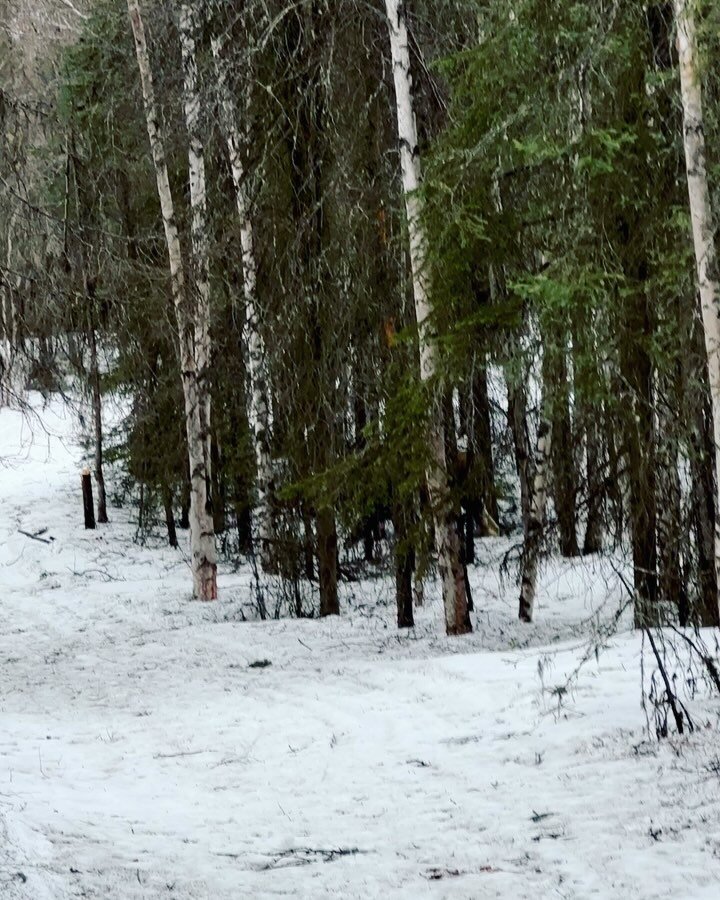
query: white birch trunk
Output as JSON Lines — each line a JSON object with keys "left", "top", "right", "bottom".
{"left": 211, "top": 34, "right": 274, "bottom": 569}
{"left": 674, "top": 0, "right": 720, "bottom": 623}
{"left": 179, "top": 2, "right": 212, "bottom": 484}
{"left": 519, "top": 410, "right": 552, "bottom": 623}
{"left": 384, "top": 0, "right": 471, "bottom": 635}
{"left": 127, "top": 0, "right": 217, "bottom": 600}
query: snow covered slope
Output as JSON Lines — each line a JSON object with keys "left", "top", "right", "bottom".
{"left": 1, "top": 395, "right": 719, "bottom": 898}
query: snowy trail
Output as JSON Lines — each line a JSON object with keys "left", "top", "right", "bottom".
{"left": 1, "top": 396, "right": 720, "bottom": 899}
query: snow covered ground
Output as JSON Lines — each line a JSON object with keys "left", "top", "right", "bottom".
{"left": 1, "top": 394, "right": 720, "bottom": 899}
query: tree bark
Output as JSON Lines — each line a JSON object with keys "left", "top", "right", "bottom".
{"left": 686, "top": 311, "right": 720, "bottom": 625}
{"left": 393, "top": 503, "right": 415, "bottom": 629}
{"left": 674, "top": 0, "right": 720, "bottom": 626}
{"left": 88, "top": 323, "right": 108, "bottom": 524}
{"left": 582, "top": 406, "right": 604, "bottom": 555}
{"left": 384, "top": 0, "right": 471, "bottom": 635}
{"left": 162, "top": 486, "right": 178, "bottom": 548}
{"left": 317, "top": 506, "right": 339, "bottom": 616}
{"left": 518, "top": 410, "right": 552, "bottom": 623}
{"left": 179, "top": 1, "right": 212, "bottom": 486}
{"left": 544, "top": 337, "right": 579, "bottom": 557}
{"left": 128, "top": 0, "right": 217, "bottom": 600}
{"left": 82, "top": 468, "right": 96, "bottom": 530}
{"left": 211, "top": 32, "right": 274, "bottom": 570}
{"left": 507, "top": 373, "right": 532, "bottom": 531}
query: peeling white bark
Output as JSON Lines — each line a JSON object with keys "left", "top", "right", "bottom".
{"left": 179, "top": 2, "right": 212, "bottom": 485}
{"left": 127, "top": 0, "right": 217, "bottom": 600}
{"left": 519, "top": 410, "right": 552, "bottom": 623}
{"left": 384, "top": 0, "right": 471, "bottom": 635}
{"left": 211, "top": 34, "right": 274, "bottom": 569}
{"left": 675, "top": 0, "right": 720, "bottom": 622}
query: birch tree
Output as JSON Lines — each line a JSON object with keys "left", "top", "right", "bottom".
{"left": 127, "top": 0, "right": 217, "bottom": 600}
{"left": 384, "top": 0, "right": 471, "bottom": 635}
{"left": 179, "top": 1, "right": 212, "bottom": 485}
{"left": 518, "top": 409, "right": 552, "bottom": 623}
{"left": 674, "top": 0, "right": 720, "bottom": 625}
{"left": 211, "top": 31, "right": 274, "bottom": 570}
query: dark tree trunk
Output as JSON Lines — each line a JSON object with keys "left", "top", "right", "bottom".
{"left": 582, "top": 411, "right": 604, "bottom": 555}
{"left": 686, "top": 317, "right": 720, "bottom": 626}
{"left": 317, "top": 506, "right": 339, "bottom": 616}
{"left": 393, "top": 503, "right": 414, "bottom": 628}
{"left": 354, "top": 391, "right": 376, "bottom": 562}
{"left": 620, "top": 272, "right": 658, "bottom": 628}
{"left": 234, "top": 476, "right": 253, "bottom": 555}
{"left": 302, "top": 504, "right": 315, "bottom": 581}
{"left": 88, "top": 325, "right": 108, "bottom": 524}
{"left": 211, "top": 434, "right": 226, "bottom": 535}
{"left": 162, "top": 486, "right": 178, "bottom": 548}
{"left": 471, "top": 364, "right": 498, "bottom": 525}
{"left": 82, "top": 468, "right": 96, "bottom": 530}
{"left": 179, "top": 479, "right": 190, "bottom": 530}
{"left": 507, "top": 374, "right": 532, "bottom": 533}
{"left": 544, "top": 335, "right": 579, "bottom": 558}
{"left": 656, "top": 392, "right": 688, "bottom": 623}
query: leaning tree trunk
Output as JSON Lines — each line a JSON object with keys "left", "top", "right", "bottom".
{"left": 384, "top": 0, "right": 471, "bottom": 635}
{"left": 211, "top": 33, "right": 274, "bottom": 570}
{"left": 518, "top": 403, "right": 552, "bottom": 623}
{"left": 128, "top": 0, "right": 217, "bottom": 600}
{"left": 675, "top": 0, "right": 720, "bottom": 625}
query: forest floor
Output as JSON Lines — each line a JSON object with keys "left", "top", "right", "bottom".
{"left": 1, "top": 394, "right": 720, "bottom": 899}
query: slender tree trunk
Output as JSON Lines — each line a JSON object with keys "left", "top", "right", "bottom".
{"left": 317, "top": 506, "right": 339, "bottom": 616}
{"left": 622, "top": 305, "right": 658, "bottom": 628}
{"left": 544, "top": 337, "right": 579, "bottom": 557}
{"left": 162, "top": 485, "right": 178, "bottom": 548}
{"left": 384, "top": 0, "right": 471, "bottom": 635}
{"left": 88, "top": 323, "right": 108, "bottom": 524}
{"left": 519, "top": 408, "right": 552, "bottom": 623}
{"left": 472, "top": 364, "right": 499, "bottom": 526}
{"left": 179, "top": 2, "right": 212, "bottom": 487}
{"left": 687, "top": 311, "right": 720, "bottom": 625}
{"left": 582, "top": 408, "right": 604, "bottom": 555}
{"left": 674, "top": 0, "right": 720, "bottom": 625}
{"left": 211, "top": 33, "right": 274, "bottom": 569}
{"left": 656, "top": 393, "right": 689, "bottom": 623}
{"left": 211, "top": 433, "right": 226, "bottom": 534}
{"left": 507, "top": 374, "right": 532, "bottom": 531}
{"left": 393, "top": 503, "right": 415, "bottom": 628}
{"left": 128, "top": 0, "right": 217, "bottom": 600}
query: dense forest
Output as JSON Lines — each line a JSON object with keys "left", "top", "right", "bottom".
{"left": 3, "top": 0, "right": 720, "bottom": 668}
{"left": 5, "top": 2, "right": 720, "bottom": 896}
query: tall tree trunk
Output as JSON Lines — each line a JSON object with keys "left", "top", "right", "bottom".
{"left": 211, "top": 33, "right": 274, "bottom": 569}
{"left": 622, "top": 297, "right": 658, "bottom": 628}
{"left": 128, "top": 0, "right": 217, "bottom": 600}
{"left": 674, "top": 0, "right": 720, "bottom": 626}
{"left": 656, "top": 397, "right": 689, "bottom": 624}
{"left": 162, "top": 485, "right": 178, "bottom": 548}
{"left": 686, "top": 311, "right": 720, "bottom": 625}
{"left": 544, "top": 336, "right": 579, "bottom": 557}
{"left": 384, "top": 0, "right": 471, "bottom": 635}
{"left": 507, "top": 373, "right": 532, "bottom": 532}
{"left": 88, "top": 322, "right": 108, "bottom": 524}
{"left": 519, "top": 407, "right": 552, "bottom": 623}
{"left": 393, "top": 502, "right": 415, "bottom": 629}
{"left": 582, "top": 406, "right": 604, "bottom": 555}
{"left": 472, "top": 363, "right": 499, "bottom": 526}
{"left": 179, "top": 2, "right": 212, "bottom": 488}
{"left": 317, "top": 506, "right": 339, "bottom": 616}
